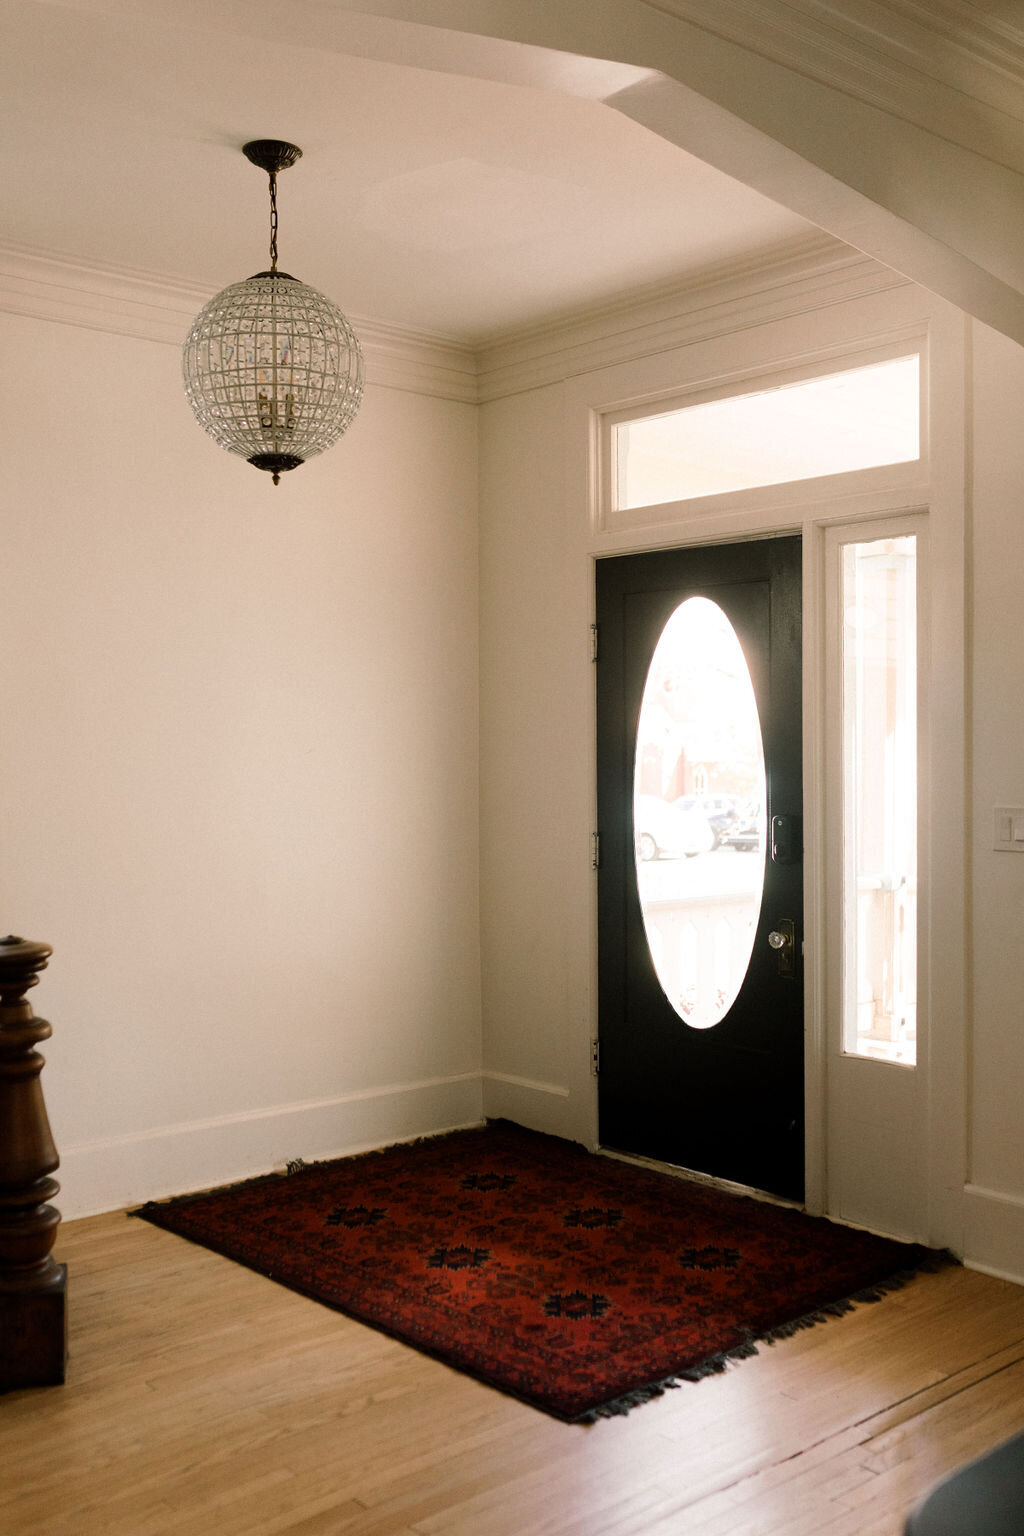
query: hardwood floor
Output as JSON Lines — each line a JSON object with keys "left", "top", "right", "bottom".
{"left": 3, "top": 1212, "right": 1024, "bottom": 1535}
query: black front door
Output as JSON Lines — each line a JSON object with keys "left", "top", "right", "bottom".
{"left": 596, "top": 536, "right": 804, "bottom": 1201}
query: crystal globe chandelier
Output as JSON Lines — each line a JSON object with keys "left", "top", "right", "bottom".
{"left": 183, "top": 140, "right": 364, "bottom": 485}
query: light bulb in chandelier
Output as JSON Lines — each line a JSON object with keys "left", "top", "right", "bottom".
{"left": 183, "top": 140, "right": 364, "bottom": 485}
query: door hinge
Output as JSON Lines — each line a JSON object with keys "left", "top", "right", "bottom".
{"left": 591, "top": 1038, "right": 600, "bottom": 1075}
{"left": 590, "top": 622, "right": 599, "bottom": 663}
{"left": 591, "top": 832, "right": 601, "bottom": 869}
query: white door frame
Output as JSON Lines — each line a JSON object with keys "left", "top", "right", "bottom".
{"left": 565, "top": 284, "right": 966, "bottom": 1247}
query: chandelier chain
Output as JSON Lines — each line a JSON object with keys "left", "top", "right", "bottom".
{"left": 269, "top": 171, "right": 279, "bottom": 273}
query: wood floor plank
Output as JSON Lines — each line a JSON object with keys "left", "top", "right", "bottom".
{"left": 3, "top": 1211, "right": 1024, "bottom": 1534}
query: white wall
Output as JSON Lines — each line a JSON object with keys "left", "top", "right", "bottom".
{"left": 0, "top": 309, "right": 482, "bottom": 1217}
{"left": 478, "top": 384, "right": 594, "bottom": 1142}
{"left": 963, "top": 321, "right": 1024, "bottom": 1278}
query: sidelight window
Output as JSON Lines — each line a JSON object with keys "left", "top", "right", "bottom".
{"left": 840, "top": 535, "right": 918, "bottom": 1065}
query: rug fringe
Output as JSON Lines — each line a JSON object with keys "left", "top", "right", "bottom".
{"left": 575, "top": 1249, "right": 956, "bottom": 1423}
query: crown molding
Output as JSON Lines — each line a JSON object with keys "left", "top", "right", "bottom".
{"left": 475, "top": 235, "right": 907, "bottom": 401}
{"left": 0, "top": 243, "right": 478, "bottom": 404}
{"left": 0, "top": 243, "right": 204, "bottom": 344}
{"left": 356, "top": 317, "right": 477, "bottom": 403}
{"left": 0, "top": 235, "right": 907, "bottom": 406}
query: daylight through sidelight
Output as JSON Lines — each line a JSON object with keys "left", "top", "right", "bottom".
{"left": 633, "top": 598, "right": 767, "bottom": 1028}
{"left": 841, "top": 536, "right": 918, "bottom": 1065}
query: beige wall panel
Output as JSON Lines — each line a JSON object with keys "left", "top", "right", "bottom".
{"left": 0, "top": 309, "right": 483, "bottom": 1216}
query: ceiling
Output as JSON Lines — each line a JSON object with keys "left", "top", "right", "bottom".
{"left": 2, "top": 0, "right": 818, "bottom": 345}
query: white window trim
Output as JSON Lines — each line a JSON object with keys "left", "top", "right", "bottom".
{"left": 595, "top": 332, "right": 929, "bottom": 537}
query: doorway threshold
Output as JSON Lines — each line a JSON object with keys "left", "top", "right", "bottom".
{"left": 597, "top": 1144, "right": 805, "bottom": 1212}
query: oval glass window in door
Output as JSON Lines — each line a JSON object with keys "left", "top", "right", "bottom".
{"left": 633, "top": 597, "right": 767, "bottom": 1028}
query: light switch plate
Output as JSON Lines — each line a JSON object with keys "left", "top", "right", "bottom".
{"left": 993, "top": 807, "right": 1024, "bottom": 852}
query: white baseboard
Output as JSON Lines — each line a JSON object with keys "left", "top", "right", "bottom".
{"left": 58, "top": 1072, "right": 484, "bottom": 1220}
{"left": 963, "top": 1183, "right": 1024, "bottom": 1286}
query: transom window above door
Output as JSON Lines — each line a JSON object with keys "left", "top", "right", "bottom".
{"left": 609, "top": 353, "right": 921, "bottom": 514}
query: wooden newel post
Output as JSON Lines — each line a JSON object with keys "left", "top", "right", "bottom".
{"left": 0, "top": 935, "right": 67, "bottom": 1391}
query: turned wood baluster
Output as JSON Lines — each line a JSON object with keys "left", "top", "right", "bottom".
{"left": 0, "top": 934, "right": 67, "bottom": 1390}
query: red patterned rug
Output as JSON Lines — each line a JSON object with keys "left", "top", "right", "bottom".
{"left": 132, "top": 1120, "right": 942, "bottom": 1422}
